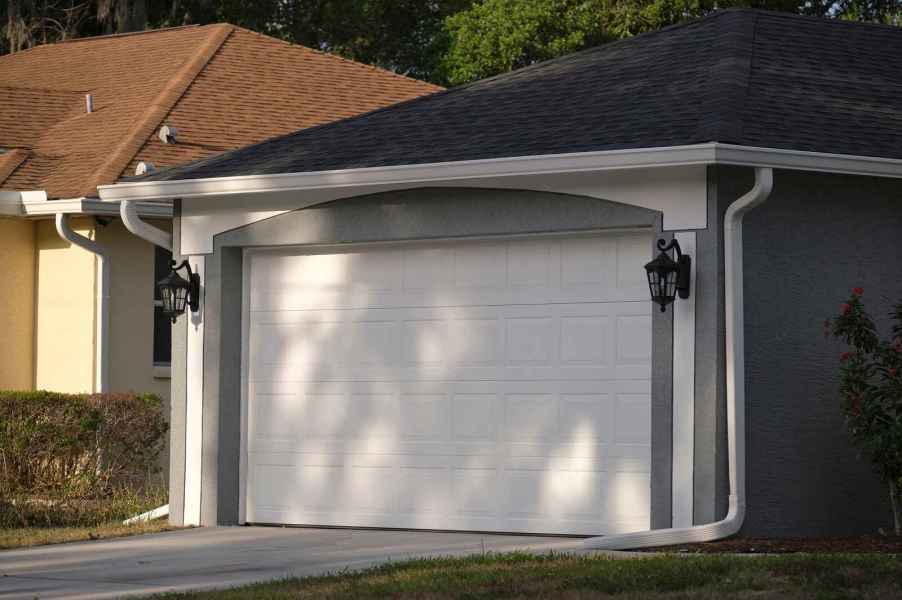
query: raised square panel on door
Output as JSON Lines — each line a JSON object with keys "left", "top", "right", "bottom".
{"left": 245, "top": 231, "right": 652, "bottom": 534}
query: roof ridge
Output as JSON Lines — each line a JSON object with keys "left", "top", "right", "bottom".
{"left": 716, "top": 7, "right": 902, "bottom": 31}
{"left": 82, "top": 23, "right": 234, "bottom": 196}
{"left": 692, "top": 10, "right": 758, "bottom": 144}
{"left": 0, "top": 83, "right": 88, "bottom": 95}
{"left": 43, "top": 23, "right": 202, "bottom": 46}
{"left": 227, "top": 26, "right": 443, "bottom": 92}
{"left": 0, "top": 148, "right": 29, "bottom": 187}
{"left": 0, "top": 24, "right": 208, "bottom": 61}
{"left": 128, "top": 11, "right": 731, "bottom": 180}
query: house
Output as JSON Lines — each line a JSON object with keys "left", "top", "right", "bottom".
{"left": 0, "top": 25, "right": 440, "bottom": 402}
{"left": 99, "top": 10, "right": 902, "bottom": 542}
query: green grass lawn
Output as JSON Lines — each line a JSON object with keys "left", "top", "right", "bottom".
{"left": 154, "top": 551, "right": 902, "bottom": 599}
{"left": 0, "top": 519, "right": 177, "bottom": 550}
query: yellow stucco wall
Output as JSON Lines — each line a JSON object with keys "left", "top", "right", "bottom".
{"left": 33, "top": 217, "right": 172, "bottom": 401}
{"left": 0, "top": 217, "right": 36, "bottom": 390}
{"left": 34, "top": 217, "right": 97, "bottom": 392}
{"left": 97, "top": 218, "right": 171, "bottom": 401}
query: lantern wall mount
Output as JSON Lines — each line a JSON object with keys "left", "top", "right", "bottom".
{"left": 644, "top": 238, "right": 691, "bottom": 312}
{"left": 157, "top": 259, "right": 200, "bottom": 323}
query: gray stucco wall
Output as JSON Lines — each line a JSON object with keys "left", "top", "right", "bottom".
{"left": 193, "top": 187, "right": 673, "bottom": 527}
{"left": 715, "top": 166, "right": 901, "bottom": 536}
{"left": 691, "top": 171, "right": 730, "bottom": 525}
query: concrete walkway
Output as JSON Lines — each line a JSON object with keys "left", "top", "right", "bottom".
{"left": 0, "top": 526, "right": 588, "bottom": 599}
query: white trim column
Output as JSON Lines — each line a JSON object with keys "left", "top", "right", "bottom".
{"left": 183, "top": 255, "right": 205, "bottom": 526}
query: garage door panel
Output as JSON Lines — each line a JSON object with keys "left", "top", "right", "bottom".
{"left": 246, "top": 233, "right": 652, "bottom": 534}
{"left": 250, "top": 237, "right": 648, "bottom": 312}
{"left": 249, "top": 303, "right": 650, "bottom": 383}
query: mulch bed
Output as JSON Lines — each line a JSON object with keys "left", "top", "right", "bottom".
{"left": 645, "top": 535, "right": 902, "bottom": 554}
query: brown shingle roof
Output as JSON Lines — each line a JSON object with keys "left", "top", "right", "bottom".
{"left": 0, "top": 24, "right": 440, "bottom": 199}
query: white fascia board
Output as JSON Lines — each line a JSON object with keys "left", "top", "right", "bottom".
{"left": 712, "top": 144, "right": 902, "bottom": 179}
{"left": 97, "top": 142, "right": 902, "bottom": 203}
{"left": 97, "top": 144, "right": 719, "bottom": 201}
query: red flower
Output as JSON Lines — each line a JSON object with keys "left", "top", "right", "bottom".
{"left": 841, "top": 351, "right": 853, "bottom": 362}
{"left": 852, "top": 287, "right": 864, "bottom": 296}
{"left": 850, "top": 394, "right": 862, "bottom": 415}
{"left": 894, "top": 338, "right": 901, "bottom": 353}
{"left": 841, "top": 303, "right": 852, "bottom": 315}
{"left": 890, "top": 368, "right": 898, "bottom": 378}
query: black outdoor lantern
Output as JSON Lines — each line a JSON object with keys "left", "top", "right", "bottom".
{"left": 157, "top": 260, "right": 200, "bottom": 323}
{"left": 644, "top": 239, "right": 691, "bottom": 312}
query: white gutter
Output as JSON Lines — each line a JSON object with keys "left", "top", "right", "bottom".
{"left": 26, "top": 198, "right": 172, "bottom": 218}
{"left": 0, "top": 190, "right": 172, "bottom": 218}
{"left": 98, "top": 142, "right": 902, "bottom": 203}
{"left": 121, "top": 199, "right": 173, "bottom": 250}
{"left": 97, "top": 144, "right": 718, "bottom": 201}
{"left": 584, "top": 167, "right": 774, "bottom": 550}
{"left": 55, "top": 213, "right": 110, "bottom": 393}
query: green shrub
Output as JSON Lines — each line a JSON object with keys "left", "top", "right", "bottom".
{"left": 0, "top": 390, "right": 167, "bottom": 527}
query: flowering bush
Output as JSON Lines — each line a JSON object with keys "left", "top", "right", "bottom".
{"left": 826, "top": 288, "right": 902, "bottom": 535}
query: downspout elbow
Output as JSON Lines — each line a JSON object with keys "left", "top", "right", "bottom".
{"left": 583, "top": 167, "right": 773, "bottom": 551}
{"left": 121, "top": 200, "right": 173, "bottom": 251}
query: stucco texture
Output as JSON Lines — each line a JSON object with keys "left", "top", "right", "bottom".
{"left": 720, "top": 167, "right": 902, "bottom": 537}
{"left": 0, "top": 217, "right": 35, "bottom": 389}
{"left": 34, "top": 217, "right": 96, "bottom": 392}
{"left": 96, "top": 218, "right": 171, "bottom": 401}
{"left": 31, "top": 216, "right": 171, "bottom": 400}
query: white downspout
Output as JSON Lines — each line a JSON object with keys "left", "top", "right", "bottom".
{"left": 584, "top": 167, "right": 774, "bottom": 550}
{"left": 119, "top": 199, "right": 173, "bottom": 524}
{"left": 55, "top": 213, "right": 110, "bottom": 393}
{"left": 120, "top": 200, "right": 173, "bottom": 250}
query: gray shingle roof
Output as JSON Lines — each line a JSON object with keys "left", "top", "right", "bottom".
{"left": 137, "top": 9, "right": 902, "bottom": 182}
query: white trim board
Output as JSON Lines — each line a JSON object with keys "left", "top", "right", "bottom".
{"left": 183, "top": 255, "right": 206, "bottom": 527}
{"left": 98, "top": 142, "right": 902, "bottom": 205}
{"left": 177, "top": 165, "right": 708, "bottom": 255}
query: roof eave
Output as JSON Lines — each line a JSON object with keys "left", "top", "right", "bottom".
{"left": 97, "top": 142, "right": 902, "bottom": 203}
{"left": 0, "top": 190, "right": 172, "bottom": 218}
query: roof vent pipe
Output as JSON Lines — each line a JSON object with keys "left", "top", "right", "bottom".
{"left": 159, "top": 124, "right": 178, "bottom": 144}
{"left": 135, "top": 161, "right": 157, "bottom": 176}
{"left": 85, "top": 94, "right": 94, "bottom": 114}
{"left": 583, "top": 167, "right": 774, "bottom": 550}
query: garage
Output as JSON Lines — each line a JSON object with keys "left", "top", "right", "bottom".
{"left": 243, "top": 232, "right": 652, "bottom": 535}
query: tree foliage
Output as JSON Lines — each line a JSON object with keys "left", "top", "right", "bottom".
{"left": 3, "top": 1, "right": 902, "bottom": 87}
{"left": 0, "top": 0, "right": 470, "bottom": 82}
{"left": 441, "top": 0, "right": 612, "bottom": 85}
{"left": 440, "top": 0, "right": 826, "bottom": 84}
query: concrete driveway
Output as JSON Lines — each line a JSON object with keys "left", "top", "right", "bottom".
{"left": 0, "top": 526, "right": 587, "bottom": 599}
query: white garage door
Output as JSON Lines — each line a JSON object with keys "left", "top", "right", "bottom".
{"left": 244, "top": 232, "right": 652, "bottom": 535}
